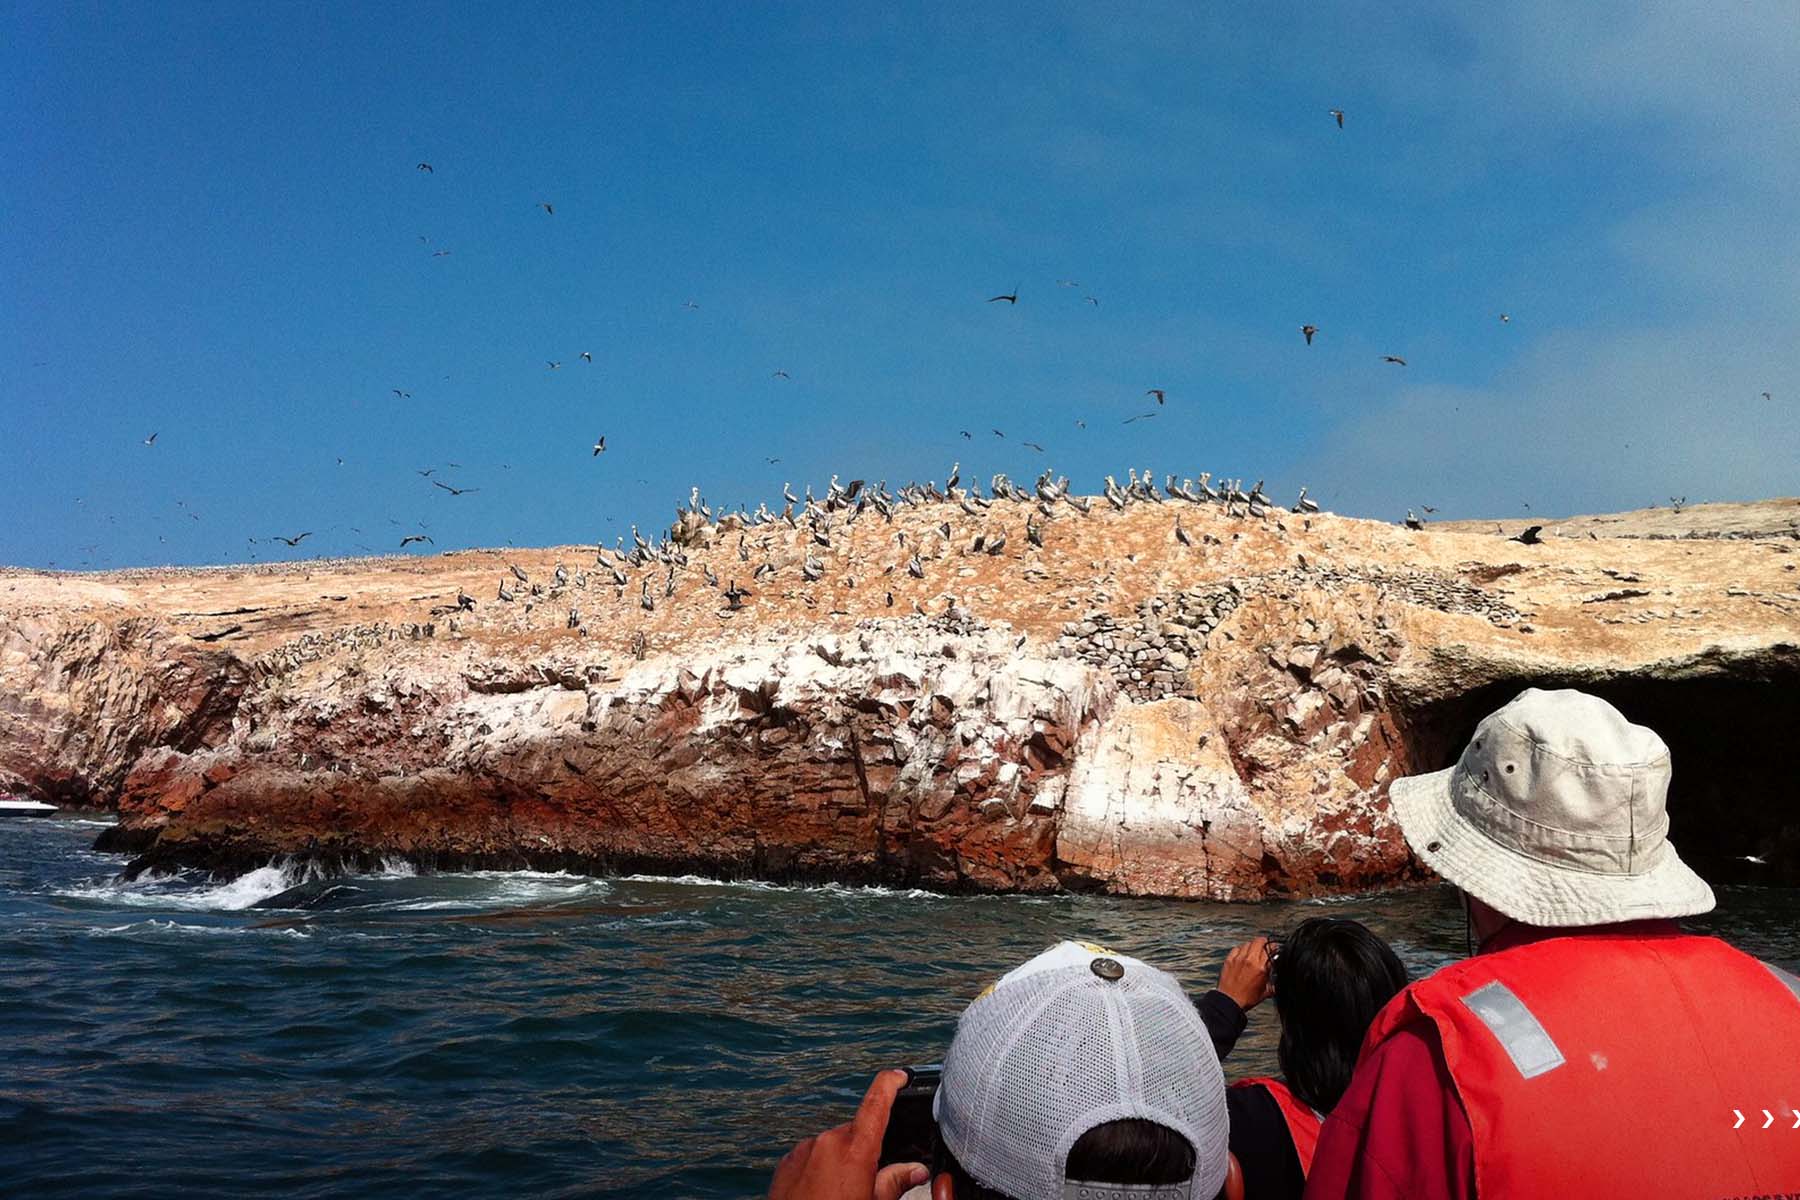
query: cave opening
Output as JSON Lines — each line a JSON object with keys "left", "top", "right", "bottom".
{"left": 1397, "top": 668, "right": 1800, "bottom": 888}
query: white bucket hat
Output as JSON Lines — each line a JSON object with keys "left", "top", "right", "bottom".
{"left": 1389, "top": 687, "right": 1715, "bottom": 926}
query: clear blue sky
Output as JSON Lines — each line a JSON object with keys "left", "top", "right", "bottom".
{"left": 4, "top": 3, "right": 1795, "bottom": 568}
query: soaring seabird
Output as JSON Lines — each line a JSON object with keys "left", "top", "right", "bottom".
{"left": 143, "top": 432, "right": 158, "bottom": 447}
{"left": 1329, "top": 108, "right": 1344, "bottom": 128}
{"left": 580, "top": 351, "right": 592, "bottom": 363}
{"left": 1382, "top": 355, "right": 1407, "bottom": 366}
{"left": 1511, "top": 525, "right": 1544, "bottom": 545}
{"left": 400, "top": 534, "right": 433, "bottom": 547}
{"left": 988, "top": 286, "right": 1019, "bottom": 304}
{"left": 272, "top": 532, "right": 312, "bottom": 546}
{"left": 433, "top": 481, "right": 478, "bottom": 496}
{"left": 592, "top": 436, "right": 606, "bottom": 456}
{"left": 1146, "top": 389, "right": 1166, "bottom": 405}
{"left": 417, "top": 162, "right": 433, "bottom": 172}
{"left": 1301, "top": 325, "right": 1319, "bottom": 345}
{"left": 539, "top": 201, "right": 554, "bottom": 215}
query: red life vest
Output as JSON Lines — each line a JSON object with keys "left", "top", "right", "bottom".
{"left": 1230, "top": 1075, "right": 1323, "bottom": 1175}
{"left": 1360, "top": 929, "right": 1800, "bottom": 1194}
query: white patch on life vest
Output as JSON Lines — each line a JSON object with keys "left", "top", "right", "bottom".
{"left": 1589, "top": 1052, "right": 1608, "bottom": 1071}
{"left": 1460, "top": 981, "right": 1566, "bottom": 1079}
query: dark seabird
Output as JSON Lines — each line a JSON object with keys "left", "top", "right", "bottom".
{"left": 432, "top": 481, "right": 478, "bottom": 496}
{"left": 1023, "top": 441, "right": 1045, "bottom": 453}
{"left": 272, "top": 532, "right": 312, "bottom": 547}
{"left": 539, "top": 202, "right": 554, "bottom": 215}
{"left": 593, "top": 436, "right": 607, "bottom": 456}
{"left": 1302, "top": 325, "right": 1319, "bottom": 345}
{"left": 1511, "top": 525, "right": 1544, "bottom": 545}
{"left": 1329, "top": 109, "right": 1344, "bottom": 128}
{"left": 143, "top": 432, "right": 158, "bottom": 447}
{"left": 510, "top": 564, "right": 529, "bottom": 583}
{"left": 392, "top": 389, "right": 412, "bottom": 399}
{"left": 772, "top": 369, "right": 791, "bottom": 380}
{"left": 988, "top": 287, "right": 1019, "bottom": 304}
{"left": 417, "top": 162, "right": 434, "bottom": 173}
{"left": 724, "top": 580, "right": 751, "bottom": 610}
{"left": 1122, "top": 412, "right": 1157, "bottom": 425}
{"left": 1146, "top": 389, "right": 1166, "bottom": 405}
{"left": 1382, "top": 355, "right": 1407, "bottom": 366}
{"left": 400, "top": 534, "right": 433, "bottom": 547}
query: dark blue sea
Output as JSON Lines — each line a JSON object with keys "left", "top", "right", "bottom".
{"left": 4, "top": 814, "right": 1797, "bottom": 1198}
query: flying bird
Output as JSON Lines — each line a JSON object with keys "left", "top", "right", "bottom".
{"left": 580, "top": 351, "right": 592, "bottom": 363}
{"left": 416, "top": 468, "right": 435, "bottom": 478}
{"left": 1301, "top": 325, "right": 1319, "bottom": 345}
{"left": 1511, "top": 526, "right": 1544, "bottom": 546}
{"left": 1122, "top": 412, "right": 1157, "bottom": 424}
{"left": 1382, "top": 355, "right": 1407, "bottom": 366}
{"left": 1329, "top": 109, "right": 1344, "bottom": 129}
{"left": 1084, "top": 296, "right": 1099, "bottom": 306}
{"left": 681, "top": 300, "right": 700, "bottom": 311}
{"left": 432, "top": 481, "right": 478, "bottom": 496}
{"left": 431, "top": 249, "right": 451, "bottom": 257}
{"left": 539, "top": 201, "right": 554, "bottom": 215}
{"left": 416, "top": 162, "right": 433, "bottom": 173}
{"left": 960, "top": 430, "right": 973, "bottom": 439}
{"left": 143, "top": 432, "right": 158, "bottom": 447}
{"left": 392, "top": 389, "right": 412, "bottom": 399}
{"left": 772, "top": 369, "right": 790, "bottom": 380}
{"left": 1499, "top": 313, "right": 1512, "bottom": 323}
{"left": 992, "top": 429, "right": 1005, "bottom": 439}
{"left": 1762, "top": 391, "right": 1773, "bottom": 402}
{"left": 271, "top": 532, "right": 312, "bottom": 547}
{"left": 1146, "top": 389, "right": 1166, "bottom": 405}
{"left": 400, "top": 534, "right": 433, "bottom": 547}
{"left": 1023, "top": 441, "right": 1045, "bottom": 453}
{"left": 988, "top": 287, "right": 1019, "bottom": 304}
{"left": 1056, "top": 279, "right": 1080, "bottom": 288}
{"left": 547, "top": 361, "right": 562, "bottom": 370}
{"left": 592, "top": 436, "right": 607, "bottom": 456}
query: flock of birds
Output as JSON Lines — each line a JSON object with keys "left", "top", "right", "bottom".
{"left": 442, "top": 459, "right": 1344, "bottom": 638}
{"left": 92, "top": 106, "right": 1782, "bottom": 572}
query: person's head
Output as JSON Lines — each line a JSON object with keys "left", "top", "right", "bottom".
{"left": 933, "top": 941, "right": 1230, "bottom": 1200}
{"left": 1270, "top": 918, "right": 1407, "bottom": 1113}
{"left": 1389, "top": 687, "right": 1714, "bottom": 929}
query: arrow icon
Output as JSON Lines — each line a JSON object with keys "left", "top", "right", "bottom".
{"left": 1734, "top": 1109, "right": 1746, "bottom": 1129}
{"left": 1792, "top": 1109, "right": 1800, "bottom": 1130}
{"left": 1763, "top": 1109, "right": 1775, "bottom": 1129}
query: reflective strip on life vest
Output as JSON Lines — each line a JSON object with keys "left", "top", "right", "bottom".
{"left": 1763, "top": 960, "right": 1800, "bottom": 1005}
{"left": 1458, "top": 980, "right": 1565, "bottom": 1079}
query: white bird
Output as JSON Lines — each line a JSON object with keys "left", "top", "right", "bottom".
{"left": 593, "top": 436, "right": 607, "bottom": 456}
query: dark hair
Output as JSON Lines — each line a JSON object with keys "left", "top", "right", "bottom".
{"left": 1272, "top": 917, "right": 1408, "bottom": 1114}
{"left": 935, "top": 1118, "right": 1196, "bottom": 1200}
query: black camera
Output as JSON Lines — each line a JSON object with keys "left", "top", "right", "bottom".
{"left": 878, "top": 1064, "right": 942, "bottom": 1167}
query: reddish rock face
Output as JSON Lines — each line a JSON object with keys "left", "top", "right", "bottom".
{"left": 6, "top": 497, "right": 1798, "bottom": 895}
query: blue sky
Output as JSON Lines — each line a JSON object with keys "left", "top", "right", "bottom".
{"left": 4, "top": 3, "right": 1795, "bottom": 568}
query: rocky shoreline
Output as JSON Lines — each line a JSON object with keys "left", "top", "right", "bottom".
{"left": 5, "top": 497, "right": 1798, "bottom": 897}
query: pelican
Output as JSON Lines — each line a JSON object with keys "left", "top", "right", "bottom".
{"left": 1293, "top": 487, "right": 1320, "bottom": 514}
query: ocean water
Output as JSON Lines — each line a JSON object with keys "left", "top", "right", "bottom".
{"left": 3, "top": 815, "right": 1797, "bottom": 1198}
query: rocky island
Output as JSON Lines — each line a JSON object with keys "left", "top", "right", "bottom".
{"left": 3, "top": 492, "right": 1797, "bottom": 898}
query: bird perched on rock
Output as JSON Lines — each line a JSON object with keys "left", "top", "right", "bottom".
{"left": 640, "top": 579, "right": 655, "bottom": 611}
{"left": 1026, "top": 515, "right": 1044, "bottom": 547}
{"left": 497, "top": 579, "right": 515, "bottom": 602}
{"left": 723, "top": 580, "right": 751, "bottom": 610}
{"left": 1404, "top": 510, "right": 1425, "bottom": 531}
{"left": 907, "top": 554, "right": 925, "bottom": 579}
{"left": 1301, "top": 325, "right": 1319, "bottom": 345}
{"left": 1175, "top": 519, "right": 1192, "bottom": 547}
{"left": 510, "top": 564, "right": 529, "bottom": 583}
{"left": 1511, "top": 525, "right": 1544, "bottom": 545}
{"left": 986, "top": 530, "right": 1007, "bottom": 555}
{"left": 802, "top": 556, "right": 823, "bottom": 581}
{"left": 567, "top": 608, "right": 581, "bottom": 629}
{"left": 456, "top": 589, "right": 475, "bottom": 611}
{"left": 1293, "top": 487, "right": 1320, "bottom": 514}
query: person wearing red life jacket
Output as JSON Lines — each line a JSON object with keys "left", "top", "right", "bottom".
{"left": 1200, "top": 921, "right": 1407, "bottom": 1199}
{"left": 1305, "top": 688, "right": 1800, "bottom": 1199}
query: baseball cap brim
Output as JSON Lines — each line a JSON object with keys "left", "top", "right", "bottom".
{"left": 1390, "top": 766, "right": 1716, "bottom": 927}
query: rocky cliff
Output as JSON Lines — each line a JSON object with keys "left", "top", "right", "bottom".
{"left": 4, "top": 496, "right": 1798, "bottom": 897}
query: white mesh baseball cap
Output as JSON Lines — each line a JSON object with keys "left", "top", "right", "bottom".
{"left": 933, "top": 941, "right": 1229, "bottom": 1200}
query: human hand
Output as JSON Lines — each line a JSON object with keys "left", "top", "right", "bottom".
{"left": 1217, "top": 936, "right": 1275, "bottom": 1012}
{"left": 768, "top": 1070, "right": 932, "bottom": 1200}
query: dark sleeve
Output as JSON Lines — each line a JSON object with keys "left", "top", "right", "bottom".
{"left": 1225, "top": 1084, "right": 1306, "bottom": 1200}
{"left": 1194, "top": 989, "right": 1248, "bottom": 1062}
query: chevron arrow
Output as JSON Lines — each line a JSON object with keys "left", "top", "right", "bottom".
{"left": 1734, "top": 1109, "right": 1746, "bottom": 1129}
{"left": 1792, "top": 1109, "right": 1800, "bottom": 1130}
{"left": 1763, "top": 1109, "right": 1775, "bottom": 1129}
